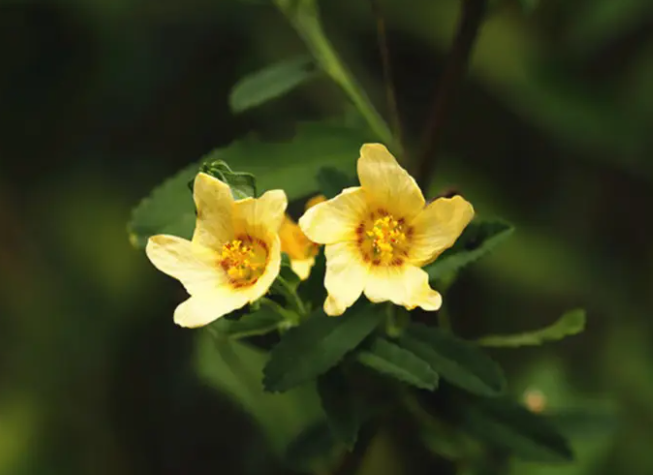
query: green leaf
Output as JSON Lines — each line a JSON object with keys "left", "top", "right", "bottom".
{"left": 317, "top": 368, "right": 361, "bottom": 449}
{"left": 199, "top": 157, "right": 257, "bottom": 199}
{"left": 210, "top": 307, "right": 284, "bottom": 340}
{"left": 461, "top": 397, "right": 574, "bottom": 463}
{"left": 230, "top": 56, "right": 318, "bottom": 113}
{"left": 426, "top": 220, "right": 514, "bottom": 281}
{"left": 284, "top": 421, "right": 339, "bottom": 472}
{"left": 546, "top": 408, "right": 618, "bottom": 439}
{"left": 477, "top": 309, "right": 586, "bottom": 348}
{"left": 399, "top": 323, "right": 506, "bottom": 397}
{"left": 195, "top": 334, "right": 322, "bottom": 455}
{"left": 128, "top": 121, "right": 368, "bottom": 248}
{"left": 128, "top": 162, "right": 199, "bottom": 247}
{"left": 263, "top": 306, "right": 384, "bottom": 392}
{"left": 316, "top": 166, "right": 357, "bottom": 199}
{"left": 356, "top": 337, "right": 439, "bottom": 390}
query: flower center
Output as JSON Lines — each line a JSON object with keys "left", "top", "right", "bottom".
{"left": 367, "top": 215, "right": 407, "bottom": 258}
{"left": 220, "top": 236, "right": 267, "bottom": 286}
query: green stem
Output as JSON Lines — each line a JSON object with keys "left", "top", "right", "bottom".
{"left": 260, "top": 297, "right": 301, "bottom": 325}
{"left": 273, "top": 275, "right": 307, "bottom": 317}
{"left": 275, "top": 0, "right": 396, "bottom": 150}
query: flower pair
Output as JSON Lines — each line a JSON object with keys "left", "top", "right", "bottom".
{"left": 146, "top": 144, "right": 474, "bottom": 327}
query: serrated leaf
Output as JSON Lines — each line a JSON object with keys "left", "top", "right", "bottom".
{"left": 426, "top": 220, "right": 514, "bottom": 281}
{"left": 399, "top": 323, "right": 506, "bottom": 397}
{"left": 478, "top": 309, "right": 586, "bottom": 348}
{"left": 317, "top": 368, "right": 361, "bottom": 449}
{"left": 199, "top": 157, "right": 257, "bottom": 199}
{"left": 263, "top": 306, "right": 384, "bottom": 392}
{"left": 356, "top": 337, "right": 439, "bottom": 390}
{"left": 128, "top": 121, "right": 368, "bottom": 248}
{"left": 210, "top": 307, "right": 284, "bottom": 340}
{"left": 128, "top": 162, "right": 199, "bottom": 247}
{"left": 316, "top": 166, "right": 357, "bottom": 199}
{"left": 230, "top": 56, "right": 318, "bottom": 113}
{"left": 461, "top": 397, "right": 574, "bottom": 463}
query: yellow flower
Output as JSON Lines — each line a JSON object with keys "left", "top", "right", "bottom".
{"left": 145, "top": 172, "right": 288, "bottom": 328}
{"left": 299, "top": 144, "right": 474, "bottom": 316}
{"left": 279, "top": 195, "right": 327, "bottom": 280}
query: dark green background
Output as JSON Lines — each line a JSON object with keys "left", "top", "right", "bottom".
{"left": 1, "top": 0, "right": 652, "bottom": 473}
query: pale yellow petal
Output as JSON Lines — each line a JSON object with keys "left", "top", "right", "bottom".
{"left": 408, "top": 195, "right": 474, "bottom": 266}
{"left": 357, "top": 144, "right": 425, "bottom": 219}
{"left": 146, "top": 235, "right": 224, "bottom": 295}
{"left": 324, "top": 295, "right": 348, "bottom": 317}
{"left": 299, "top": 187, "right": 368, "bottom": 245}
{"left": 234, "top": 189, "right": 288, "bottom": 236}
{"left": 290, "top": 256, "right": 315, "bottom": 281}
{"left": 192, "top": 172, "right": 234, "bottom": 250}
{"left": 364, "top": 265, "right": 442, "bottom": 311}
{"left": 174, "top": 293, "right": 249, "bottom": 328}
{"left": 323, "top": 241, "right": 369, "bottom": 316}
{"left": 240, "top": 233, "right": 282, "bottom": 302}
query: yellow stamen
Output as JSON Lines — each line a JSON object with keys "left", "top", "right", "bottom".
{"left": 220, "top": 239, "right": 260, "bottom": 281}
{"left": 366, "top": 215, "right": 406, "bottom": 258}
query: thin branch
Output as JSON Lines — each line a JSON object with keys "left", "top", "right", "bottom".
{"left": 369, "top": 0, "right": 404, "bottom": 157}
{"left": 416, "top": 0, "right": 487, "bottom": 191}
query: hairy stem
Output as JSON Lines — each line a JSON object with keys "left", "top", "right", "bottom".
{"left": 416, "top": 0, "right": 487, "bottom": 191}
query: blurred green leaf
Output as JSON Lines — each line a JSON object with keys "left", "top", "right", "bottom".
{"left": 356, "top": 337, "right": 439, "bottom": 390}
{"left": 284, "top": 421, "right": 339, "bottom": 472}
{"left": 426, "top": 220, "right": 514, "bottom": 281}
{"left": 128, "top": 121, "right": 368, "bottom": 248}
{"left": 478, "top": 309, "right": 586, "bottom": 348}
{"left": 199, "top": 158, "right": 257, "bottom": 199}
{"left": 462, "top": 397, "right": 574, "bottom": 463}
{"left": 195, "top": 334, "right": 321, "bottom": 455}
{"left": 317, "top": 368, "right": 361, "bottom": 449}
{"left": 546, "top": 409, "right": 618, "bottom": 439}
{"left": 230, "top": 56, "right": 318, "bottom": 113}
{"left": 128, "top": 162, "right": 199, "bottom": 247}
{"left": 210, "top": 307, "right": 284, "bottom": 340}
{"left": 316, "top": 166, "right": 357, "bottom": 199}
{"left": 263, "top": 306, "right": 384, "bottom": 392}
{"left": 399, "top": 323, "right": 505, "bottom": 397}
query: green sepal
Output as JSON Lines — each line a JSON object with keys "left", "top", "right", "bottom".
{"left": 198, "top": 156, "right": 257, "bottom": 200}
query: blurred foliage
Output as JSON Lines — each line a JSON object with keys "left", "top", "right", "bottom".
{"left": 1, "top": 0, "right": 653, "bottom": 473}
